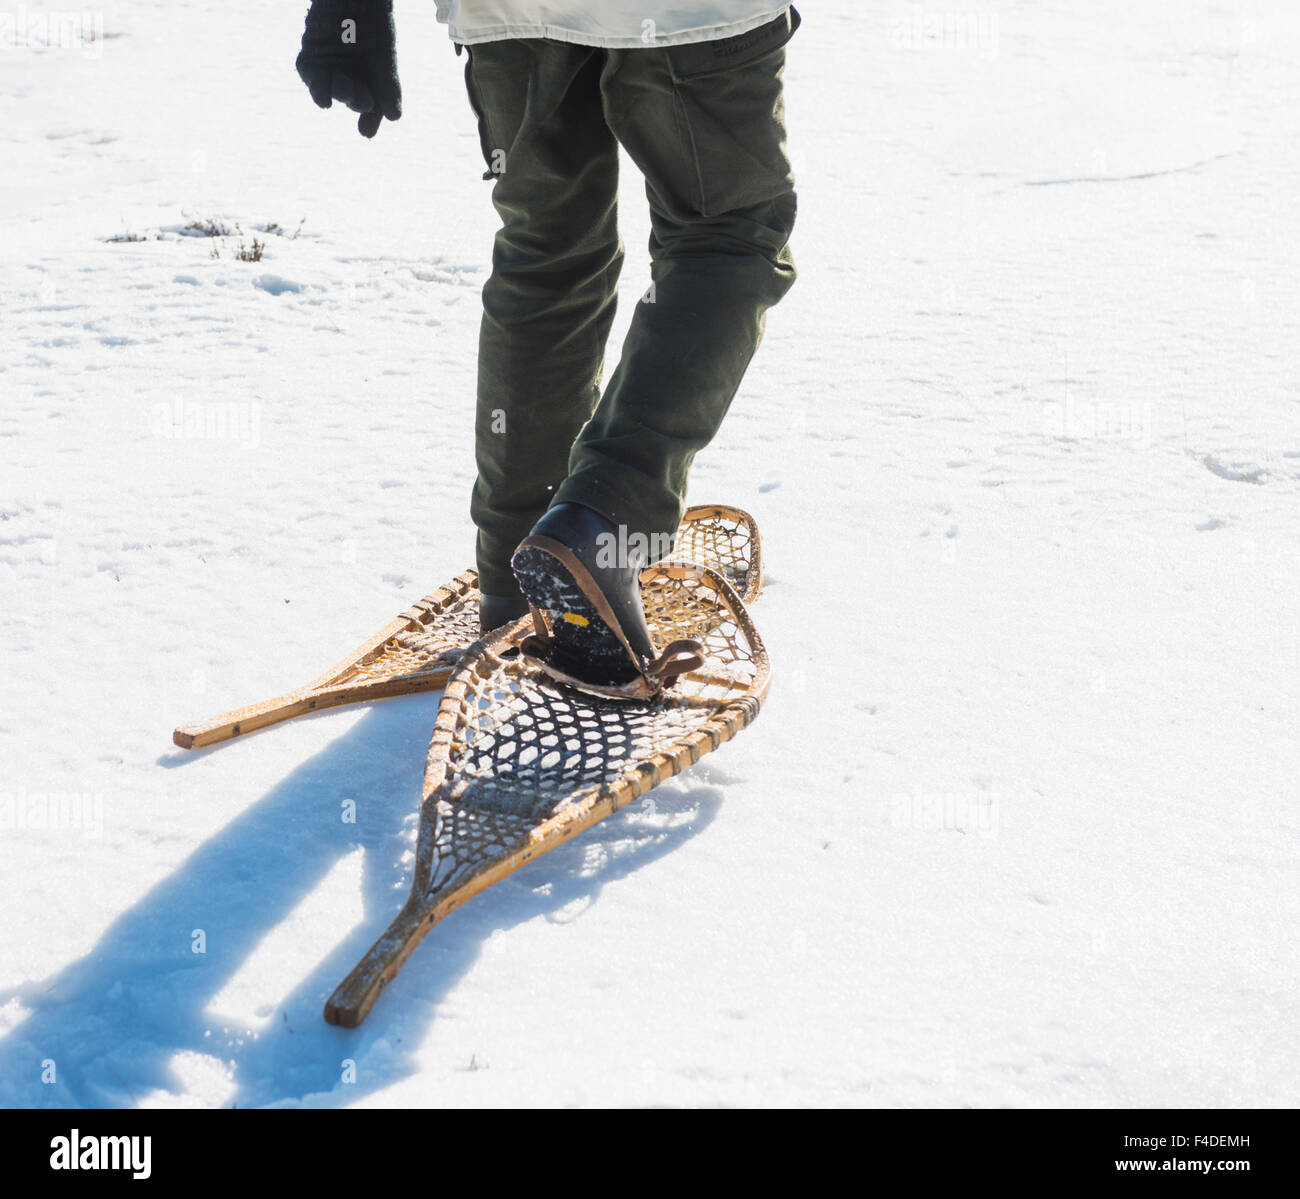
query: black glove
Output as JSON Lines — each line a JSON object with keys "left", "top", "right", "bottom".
{"left": 296, "top": 0, "right": 401, "bottom": 139}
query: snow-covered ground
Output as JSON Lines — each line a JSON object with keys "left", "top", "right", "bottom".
{"left": 2, "top": 0, "right": 1297, "bottom": 1107}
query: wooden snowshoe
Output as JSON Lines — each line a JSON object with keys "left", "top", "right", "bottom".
{"left": 172, "top": 504, "right": 762, "bottom": 749}
{"left": 324, "top": 560, "right": 769, "bottom": 1027}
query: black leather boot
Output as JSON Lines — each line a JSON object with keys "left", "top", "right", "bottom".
{"left": 479, "top": 593, "right": 529, "bottom": 635}
{"left": 511, "top": 503, "right": 657, "bottom": 687}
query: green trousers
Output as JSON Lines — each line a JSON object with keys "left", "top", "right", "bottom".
{"left": 464, "top": 8, "right": 800, "bottom": 596}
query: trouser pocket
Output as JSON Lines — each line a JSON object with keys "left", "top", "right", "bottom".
{"left": 463, "top": 46, "right": 503, "bottom": 181}
{"left": 665, "top": 6, "right": 801, "bottom": 80}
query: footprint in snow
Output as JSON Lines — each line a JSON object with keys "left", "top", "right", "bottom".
{"left": 252, "top": 275, "right": 303, "bottom": 296}
{"left": 1193, "top": 453, "right": 1266, "bottom": 485}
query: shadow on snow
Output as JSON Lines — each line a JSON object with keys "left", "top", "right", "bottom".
{"left": 0, "top": 696, "right": 721, "bottom": 1107}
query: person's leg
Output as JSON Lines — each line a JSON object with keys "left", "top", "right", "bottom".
{"left": 551, "top": 9, "right": 800, "bottom": 551}
{"left": 464, "top": 40, "right": 624, "bottom": 599}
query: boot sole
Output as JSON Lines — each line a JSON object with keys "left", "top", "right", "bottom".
{"left": 511, "top": 542, "right": 644, "bottom": 687}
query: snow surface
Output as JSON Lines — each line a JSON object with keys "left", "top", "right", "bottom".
{"left": 1, "top": 0, "right": 1298, "bottom": 1108}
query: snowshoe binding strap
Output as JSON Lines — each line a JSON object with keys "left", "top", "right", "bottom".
{"left": 519, "top": 607, "right": 705, "bottom": 701}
